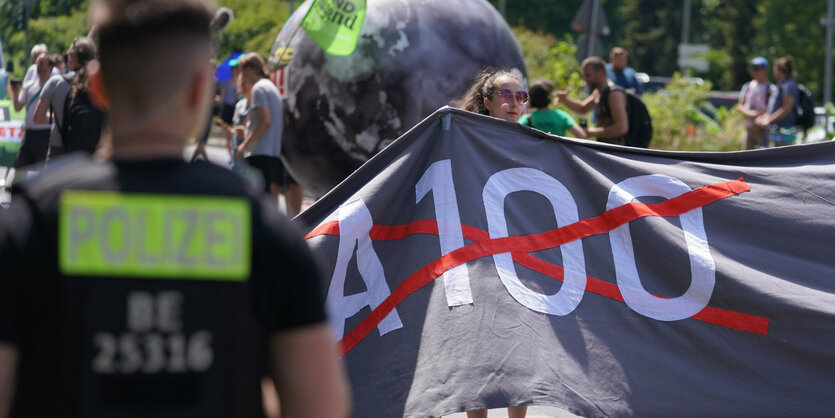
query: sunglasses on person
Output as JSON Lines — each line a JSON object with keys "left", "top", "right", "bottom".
{"left": 495, "top": 88, "right": 529, "bottom": 104}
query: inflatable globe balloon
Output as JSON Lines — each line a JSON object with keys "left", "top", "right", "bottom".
{"left": 269, "top": 0, "right": 526, "bottom": 195}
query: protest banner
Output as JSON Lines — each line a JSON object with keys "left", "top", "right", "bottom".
{"left": 300, "top": 107, "right": 835, "bottom": 416}
{"left": 0, "top": 99, "right": 24, "bottom": 168}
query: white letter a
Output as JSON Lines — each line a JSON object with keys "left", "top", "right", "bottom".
{"left": 327, "top": 198, "right": 403, "bottom": 340}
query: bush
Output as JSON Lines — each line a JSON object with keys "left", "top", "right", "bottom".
{"left": 642, "top": 74, "right": 745, "bottom": 151}
{"left": 512, "top": 26, "right": 587, "bottom": 115}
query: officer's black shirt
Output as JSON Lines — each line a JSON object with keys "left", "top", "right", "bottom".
{"left": 0, "top": 156, "right": 327, "bottom": 417}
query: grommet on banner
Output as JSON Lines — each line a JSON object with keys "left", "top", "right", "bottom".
{"left": 440, "top": 109, "right": 452, "bottom": 131}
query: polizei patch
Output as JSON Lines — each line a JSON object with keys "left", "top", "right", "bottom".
{"left": 59, "top": 191, "right": 251, "bottom": 280}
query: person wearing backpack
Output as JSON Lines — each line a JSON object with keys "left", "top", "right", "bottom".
{"left": 60, "top": 47, "right": 105, "bottom": 154}
{"left": 33, "top": 37, "right": 97, "bottom": 161}
{"left": 756, "top": 55, "right": 800, "bottom": 147}
{"left": 557, "top": 56, "right": 652, "bottom": 148}
{"left": 519, "top": 77, "right": 586, "bottom": 138}
{"left": 737, "top": 57, "right": 778, "bottom": 149}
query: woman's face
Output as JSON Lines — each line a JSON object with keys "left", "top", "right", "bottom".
{"left": 773, "top": 63, "right": 784, "bottom": 81}
{"left": 484, "top": 76, "right": 526, "bottom": 123}
{"left": 237, "top": 73, "right": 252, "bottom": 96}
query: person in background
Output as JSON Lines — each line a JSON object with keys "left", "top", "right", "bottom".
{"left": 33, "top": 37, "right": 98, "bottom": 161}
{"left": 0, "top": 0, "right": 351, "bottom": 417}
{"left": 236, "top": 52, "right": 304, "bottom": 215}
{"left": 219, "top": 54, "right": 240, "bottom": 136}
{"left": 756, "top": 55, "right": 799, "bottom": 147}
{"left": 229, "top": 66, "right": 250, "bottom": 174}
{"left": 452, "top": 67, "right": 528, "bottom": 123}
{"left": 9, "top": 53, "right": 54, "bottom": 176}
{"left": 737, "top": 57, "right": 777, "bottom": 149}
{"left": 22, "top": 44, "right": 48, "bottom": 87}
{"left": 452, "top": 68, "right": 530, "bottom": 418}
{"left": 606, "top": 47, "right": 643, "bottom": 96}
{"left": 557, "top": 56, "right": 629, "bottom": 145}
{"left": 519, "top": 77, "right": 586, "bottom": 138}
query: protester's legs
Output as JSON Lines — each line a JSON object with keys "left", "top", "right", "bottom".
{"left": 745, "top": 126, "right": 765, "bottom": 149}
{"left": 508, "top": 405, "right": 527, "bottom": 418}
{"left": 284, "top": 183, "right": 302, "bottom": 217}
{"left": 245, "top": 155, "right": 276, "bottom": 196}
{"left": 467, "top": 406, "right": 526, "bottom": 417}
{"left": 281, "top": 162, "right": 302, "bottom": 217}
{"left": 14, "top": 129, "right": 50, "bottom": 179}
{"left": 221, "top": 103, "right": 235, "bottom": 126}
{"left": 190, "top": 105, "right": 213, "bottom": 161}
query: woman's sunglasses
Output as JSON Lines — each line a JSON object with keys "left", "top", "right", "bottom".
{"left": 496, "top": 88, "right": 529, "bottom": 104}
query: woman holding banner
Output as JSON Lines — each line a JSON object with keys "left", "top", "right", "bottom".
{"left": 452, "top": 67, "right": 529, "bottom": 418}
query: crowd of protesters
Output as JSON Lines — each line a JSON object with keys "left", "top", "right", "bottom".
{"left": 458, "top": 47, "right": 811, "bottom": 152}
{"left": 6, "top": 43, "right": 304, "bottom": 216}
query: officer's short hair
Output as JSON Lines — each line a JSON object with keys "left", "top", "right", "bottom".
{"left": 92, "top": 0, "right": 215, "bottom": 116}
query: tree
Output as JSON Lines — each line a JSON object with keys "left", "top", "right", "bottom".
{"left": 616, "top": 0, "right": 683, "bottom": 77}
{"left": 216, "top": 0, "right": 292, "bottom": 59}
{"left": 693, "top": 0, "right": 758, "bottom": 91}
{"left": 754, "top": 0, "right": 828, "bottom": 101}
{"left": 512, "top": 26, "right": 584, "bottom": 93}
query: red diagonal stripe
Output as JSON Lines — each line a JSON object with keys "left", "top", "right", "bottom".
{"left": 511, "top": 252, "right": 769, "bottom": 334}
{"left": 305, "top": 221, "right": 339, "bottom": 239}
{"left": 335, "top": 178, "right": 754, "bottom": 355}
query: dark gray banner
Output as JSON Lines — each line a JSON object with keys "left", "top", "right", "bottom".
{"left": 300, "top": 107, "right": 835, "bottom": 417}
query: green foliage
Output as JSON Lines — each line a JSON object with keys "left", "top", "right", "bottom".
{"left": 0, "top": 0, "right": 290, "bottom": 74}
{"left": 642, "top": 74, "right": 745, "bottom": 151}
{"left": 754, "top": 1, "right": 827, "bottom": 100}
{"left": 511, "top": 26, "right": 584, "bottom": 114}
{"left": 1, "top": 0, "right": 90, "bottom": 77}
{"left": 216, "top": 0, "right": 292, "bottom": 59}
{"left": 618, "top": 0, "right": 683, "bottom": 78}
{"left": 489, "top": 0, "right": 626, "bottom": 48}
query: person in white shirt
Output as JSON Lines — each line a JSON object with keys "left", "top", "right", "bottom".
{"left": 8, "top": 53, "right": 54, "bottom": 175}
{"left": 21, "top": 44, "right": 48, "bottom": 87}
{"left": 737, "top": 57, "right": 777, "bottom": 149}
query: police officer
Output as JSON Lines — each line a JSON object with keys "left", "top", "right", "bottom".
{"left": 0, "top": 0, "right": 350, "bottom": 417}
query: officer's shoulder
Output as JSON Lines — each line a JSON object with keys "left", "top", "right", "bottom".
{"left": 12, "top": 153, "right": 115, "bottom": 202}
{"left": 185, "top": 159, "right": 260, "bottom": 196}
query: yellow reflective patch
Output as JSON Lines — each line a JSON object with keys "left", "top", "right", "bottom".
{"left": 59, "top": 191, "right": 251, "bottom": 280}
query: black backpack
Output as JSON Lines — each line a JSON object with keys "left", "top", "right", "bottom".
{"left": 61, "top": 85, "right": 104, "bottom": 153}
{"left": 605, "top": 86, "right": 653, "bottom": 148}
{"left": 795, "top": 83, "right": 815, "bottom": 131}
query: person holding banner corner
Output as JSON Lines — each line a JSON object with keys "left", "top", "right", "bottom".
{"left": 453, "top": 67, "right": 530, "bottom": 418}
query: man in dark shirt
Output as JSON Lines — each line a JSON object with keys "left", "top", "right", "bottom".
{"left": 0, "top": 0, "right": 350, "bottom": 417}
{"left": 557, "top": 56, "right": 629, "bottom": 145}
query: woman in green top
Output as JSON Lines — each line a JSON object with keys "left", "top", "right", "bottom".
{"left": 519, "top": 78, "right": 586, "bottom": 139}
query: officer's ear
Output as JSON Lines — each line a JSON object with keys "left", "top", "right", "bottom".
{"left": 186, "top": 63, "right": 212, "bottom": 114}
{"left": 87, "top": 60, "right": 110, "bottom": 111}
